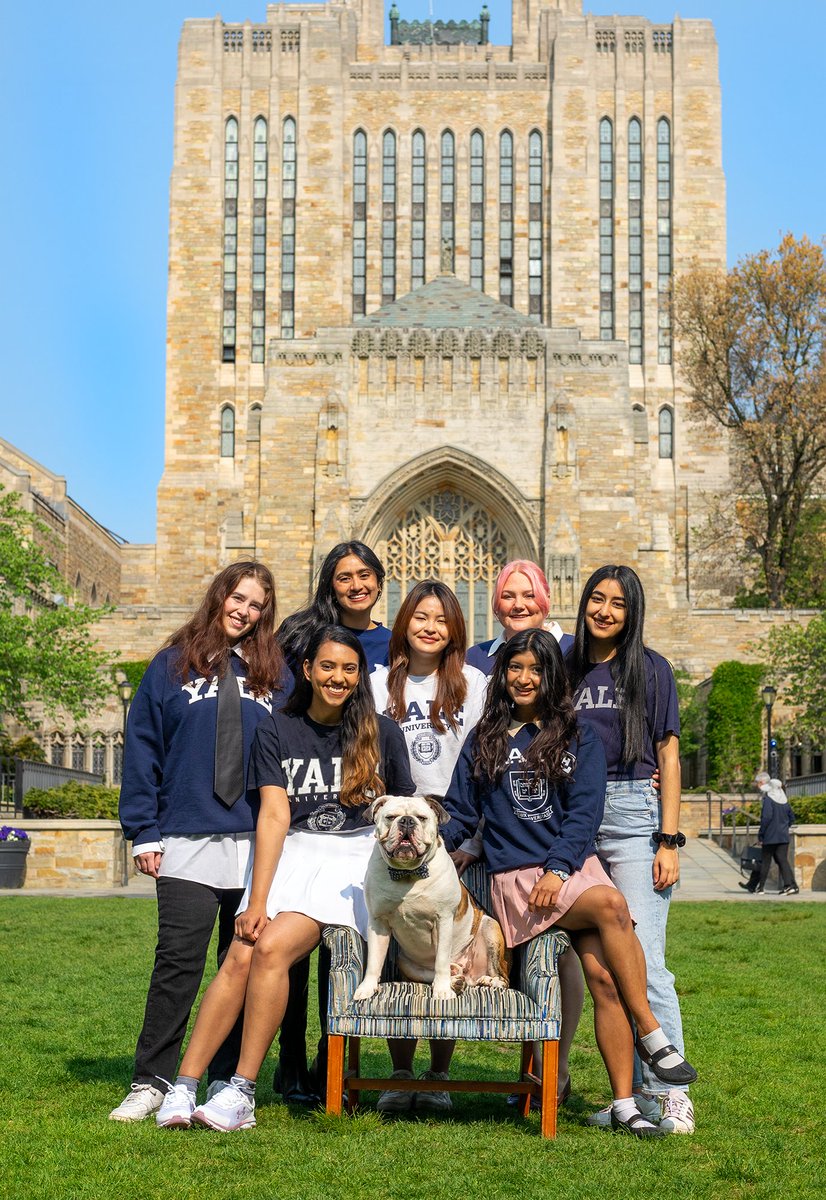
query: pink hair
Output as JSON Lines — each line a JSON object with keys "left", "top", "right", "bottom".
{"left": 492, "top": 560, "right": 551, "bottom": 620}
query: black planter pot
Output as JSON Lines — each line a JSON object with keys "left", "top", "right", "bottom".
{"left": 0, "top": 841, "right": 30, "bottom": 888}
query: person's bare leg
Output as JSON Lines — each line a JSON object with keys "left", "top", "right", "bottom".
{"left": 557, "top": 948, "right": 584, "bottom": 1095}
{"left": 178, "top": 936, "right": 256, "bottom": 1079}
{"left": 557, "top": 887, "right": 657, "bottom": 1035}
{"left": 235, "top": 913, "right": 323, "bottom": 1082}
{"left": 573, "top": 931, "right": 634, "bottom": 1099}
{"left": 428, "top": 1039, "right": 455, "bottom": 1073}
{"left": 387, "top": 1039, "right": 417, "bottom": 1072}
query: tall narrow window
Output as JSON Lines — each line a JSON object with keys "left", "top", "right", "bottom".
{"left": 658, "top": 406, "right": 674, "bottom": 458}
{"left": 281, "top": 117, "right": 296, "bottom": 338}
{"left": 657, "top": 118, "right": 672, "bottom": 364}
{"left": 440, "top": 131, "right": 455, "bottom": 273}
{"left": 499, "top": 131, "right": 513, "bottom": 304}
{"left": 469, "top": 130, "right": 484, "bottom": 291}
{"left": 382, "top": 130, "right": 397, "bottom": 304}
{"left": 248, "top": 403, "right": 262, "bottom": 441}
{"left": 599, "top": 118, "right": 614, "bottom": 340}
{"left": 628, "top": 118, "right": 643, "bottom": 363}
{"left": 251, "top": 117, "right": 268, "bottom": 363}
{"left": 528, "top": 130, "right": 543, "bottom": 318}
{"left": 353, "top": 129, "right": 367, "bottom": 315}
{"left": 411, "top": 130, "right": 426, "bottom": 289}
{"left": 221, "top": 405, "right": 235, "bottom": 457}
{"left": 222, "top": 117, "right": 238, "bottom": 362}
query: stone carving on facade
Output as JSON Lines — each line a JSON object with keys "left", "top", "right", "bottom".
{"left": 407, "top": 329, "right": 431, "bottom": 358}
{"left": 436, "top": 330, "right": 460, "bottom": 358}
{"left": 351, "top": 330, "right": 373, "bottom": 358}
{"left": 464, "top": 329, "right": 487, "bottom": 358}
{"left": 520, "top": 329, "right": 544, "bottom": 358}
{"left": 492, "top": 330, "right": 515, "bottom": 358}
{"left": 379, "top": 329, "right": 401, "bottom": 357}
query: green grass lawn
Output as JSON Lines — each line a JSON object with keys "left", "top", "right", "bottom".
{"left": 1, "top": 899, "right": 823, "bottom": 1200}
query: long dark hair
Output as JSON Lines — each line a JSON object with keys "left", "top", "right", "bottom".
{"left": 163, "top": 561, "right": 284, "bottom": 697}
{"left": 277, "top": 541, "right": 385, "bottom": 664}
{"left": 567, "top": 564, "right": 649, "bottom": 765}
{"left": 285, "top": 624, "right": 383, "bottom": 808}
{"left": 473, "top": 629, "right": 577, "bottom": 785}
{"left": 385, "top": 580, "right": 468, "bottom": 734}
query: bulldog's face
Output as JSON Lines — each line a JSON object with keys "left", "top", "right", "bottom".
{"left": 368, "top": 795, "right": 451, "bottom": 866}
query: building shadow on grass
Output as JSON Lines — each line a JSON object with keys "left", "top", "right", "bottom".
{"left": 66, "top": 1054, "right": 136, "bottom": 1084}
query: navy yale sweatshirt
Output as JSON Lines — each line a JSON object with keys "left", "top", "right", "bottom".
{"left": 442, "top": 721, "right": 607, "bottom": 877}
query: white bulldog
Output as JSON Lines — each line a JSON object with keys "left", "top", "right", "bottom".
{"left": 353, "top": 795, "right": 509, "bottom": 1002}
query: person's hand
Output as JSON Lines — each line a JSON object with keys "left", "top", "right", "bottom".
{"left": 448, "top": 849, "right": 479, "bottom": 877}
{"left": 528, "top": 871, "right": 564, "bottom": 912}
{"left": 651, "top": 769, "right": 661, "bottom": 792}
{"left": 652, "top": 846, "right": 679, "bottom": 890}
{"left": 235, "top": 905, "right": 268, "bottom": 943}
{"left": 134, "top": 851, "right": 162, "bottom": 878}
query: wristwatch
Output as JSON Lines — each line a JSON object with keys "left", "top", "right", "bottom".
{"left": 549, "top": 868, "right": 571, "bottom": 881}
{"left": 652, "top": 831, "right": 686, "bottom": 849}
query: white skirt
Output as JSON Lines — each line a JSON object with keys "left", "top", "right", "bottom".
{"left": 238, "top": 826, "right": 375, "bottom": 938}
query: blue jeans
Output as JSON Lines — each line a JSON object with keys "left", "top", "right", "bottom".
{"left": 595, "top": 779, "right": 687, "bottom": 1095}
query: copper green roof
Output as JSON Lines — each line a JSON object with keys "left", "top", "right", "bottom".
{"left": 357, "top": 275, "right": 537, "bottom": 329}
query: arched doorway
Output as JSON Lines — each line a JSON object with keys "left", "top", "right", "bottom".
{"left": 370, "top": 486, "right": 533, "bottom": 644}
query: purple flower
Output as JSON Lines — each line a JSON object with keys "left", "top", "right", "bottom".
{"left": 0, "top": 826, "right": 30, "bottom": 842}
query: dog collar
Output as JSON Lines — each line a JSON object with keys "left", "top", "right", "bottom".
{"left": 387, "top": 862, "right": 430, "bottom": 881}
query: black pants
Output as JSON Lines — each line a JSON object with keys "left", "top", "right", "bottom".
{"left": 132, "top": 876, "right": 243, "bottom": 1087}
{"left": 758, "top": 843, "right": 796, "bottom": 890}
{"left": 278, "top": 944, "right": 331, "bottom": 1086}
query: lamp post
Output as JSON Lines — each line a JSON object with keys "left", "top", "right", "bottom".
{"left": 762, "top": 684, "right": 777, "bottom": 776}
{"left": 117, "top": 677, "right": 133, "bottom": 772}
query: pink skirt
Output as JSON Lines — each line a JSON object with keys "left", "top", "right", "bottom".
{"left": 490, "top": 854, "right": 617, "bottom": 948}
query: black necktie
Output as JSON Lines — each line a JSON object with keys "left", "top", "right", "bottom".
{"left": 214, "top": 656, "right": 245, "bottom": 807}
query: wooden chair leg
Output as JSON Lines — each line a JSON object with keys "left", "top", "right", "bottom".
{"left": 326, "top": 1034, "right": 345, "bottom": 1116}
{"left": 539, "top": 1040, "right": 559, "bottom": 1139}
{"left": 346, "top": 1036, "right": 361, "bottom": 1113}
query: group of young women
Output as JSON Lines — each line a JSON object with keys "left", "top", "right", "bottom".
{"left": 110, "top": 542, "right": 696, "bottom": 1139}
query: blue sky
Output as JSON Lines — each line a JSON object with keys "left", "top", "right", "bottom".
{"left": 1, "top": 1, "right": 823, "bottom": 545}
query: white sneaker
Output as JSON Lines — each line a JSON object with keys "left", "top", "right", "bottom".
{"left": 192, "top": 1083, "right": 256, "bottom": 1131}
{"left": 376, "top": 1069, "right": 415, "bottom": 1113}
{"left": 586, "top": 1094, "right": 660, "bottom": 1128}
{"left": 156, "top": 1082, "right": 196, "bottom": 1129}
{"left": 415, "top": 1070, "right": 452, "bottom": 1113}
{"left": 659, "top": 1090, "right": 695, "bottom": 1134}
{"left": 109, "top": 1084, "right": 165, "bottom": 1122}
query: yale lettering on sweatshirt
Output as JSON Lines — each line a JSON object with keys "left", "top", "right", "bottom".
{"left": 180, "top": 674, "right": 273, "bottom": 713}
{"left": 573, "top": 685, "right": 614, "bottom": 711}
{"left": 280, "top": 756, "right": 342, "bottom": 795}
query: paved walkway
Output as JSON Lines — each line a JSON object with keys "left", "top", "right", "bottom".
{"left": 1, "top": 836, "right": 822, "bottom": 901}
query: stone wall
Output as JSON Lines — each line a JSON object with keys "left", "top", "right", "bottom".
{"left": 12, "top": 821, "right": 132, "bottom": 889}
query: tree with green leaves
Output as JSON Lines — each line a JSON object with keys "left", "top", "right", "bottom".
{"left": 673, "top": 233, "right": 826, "bottom": 608}
{"left": 705, "top": 661, "right": 764, "bottom": 789}
{"left": 763, "top": 612, "right": 826, "bottom": 743}
{"left": 0, "top": 486, "right": 114, "bottom": 727}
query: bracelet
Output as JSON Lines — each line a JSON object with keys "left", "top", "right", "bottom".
{"left": 653, "top": 831, "right": 686, "bottom": 849}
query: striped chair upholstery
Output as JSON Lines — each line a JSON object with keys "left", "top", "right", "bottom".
{"left": 323, "top": 861, "right": 570, "bottom": 1137}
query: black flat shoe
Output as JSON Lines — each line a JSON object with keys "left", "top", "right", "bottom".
{"left": 611, "top": 1110, "right": 666, "bottom": 1138}
{"left": 738, "top": 882, "right": 755, "bottom": 892}
{"left": 635, "top": 1039, "right": 698, "bottom": 1086}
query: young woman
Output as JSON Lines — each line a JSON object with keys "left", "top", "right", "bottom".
{"left": 370, "top": 580, "right": 488, "bottom": 1114}
{"left": 278, "top": 540, "right": 391, "bottom": 670}
{"left": 443, "top": 630, "right": 696, "bottom": 1138}
{"left": 275, "top": 540, "right": 390, "bottom": 1100}
{"left": 466, "top": 559, "right": 573, "bottom": 677}
{"left": 464, "top": 558, "right": 582, "bottom": 1105}
{"left": 110, "top": 562, "right": 288, "bottom": 1122}
{"left": 154, "top": 624, "right": 415, "bottom": 1131}
{"left": 567, "top": 565, "right": 695, "bottom": 1135}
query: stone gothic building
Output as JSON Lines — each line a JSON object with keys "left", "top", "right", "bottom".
{"left": 108, "top": 0, "right": 755, "bottom": 672}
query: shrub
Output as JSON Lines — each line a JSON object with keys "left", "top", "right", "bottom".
{"left": 24, "top": 781, "right": 120, "bottom": 820}
{"left": 787, "top": 793, "right": 826, "bottom": 823}
{"left": 706, "top": 661, "right": 764, "bottom": 788}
